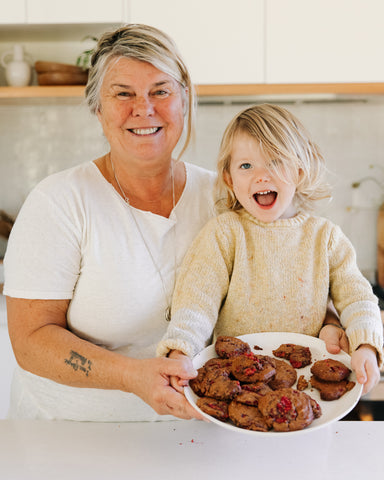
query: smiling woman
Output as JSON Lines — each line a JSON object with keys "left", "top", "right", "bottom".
{"left": 3, "top": 24, "right": 216, "bottom": 422}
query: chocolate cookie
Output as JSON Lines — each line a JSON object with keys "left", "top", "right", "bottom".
{"left": 205, "top": 375, "right": 242, "bottom": 401}
{"left": 234, "top": 382, "right": 269, "bottom": 406}
{"left": 272, "top": 344, "right": 312, "bottom": 368}
{"left": 268, "top": 358, "right": 297, "bottom": 390}
{"left": 231, "top": 354, "right": 276, "bottom": 383}
{"left": 189, "top": 366, "right": 227, "bottom": 396}
{"left": 310, "top": 359, "right": 351, "bottom": 382}
{"left": 258, "top": 388, "right": 315, "bottom": 432}
{"left": 310, "top": 376, "right": 355, "bottom": 401}
{"left": 228, "top": 400, "right": 269, "bottom": 432}
{"left": 204, "top": 357, "right": 235, "bottom": 375}
{"left": 196, "top": 397, "right": 229, "bottom": 421}
{"left": 215, "top": 336, "right": 252, "bottom": 358}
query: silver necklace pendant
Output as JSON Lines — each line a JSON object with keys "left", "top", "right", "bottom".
{"left": 165, "top": 306, "right": 171, "bottom": 322}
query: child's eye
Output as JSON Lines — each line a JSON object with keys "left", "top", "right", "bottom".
{"left": 240, "top": 163, "right": 252, "bottom": 170}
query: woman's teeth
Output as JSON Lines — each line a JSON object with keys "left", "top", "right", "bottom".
{"left": 130, "top": 127, "right": 160, "bottom": 135}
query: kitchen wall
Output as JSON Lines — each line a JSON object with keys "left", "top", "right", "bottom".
{"left": 1, "top": 95, "right": 384, "bottom": 280}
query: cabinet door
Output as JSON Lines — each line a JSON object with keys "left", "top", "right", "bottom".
{"left": 266, "top": 0, "right": 384, "bottom": 83}
{"left": 0, "top": 0, "right": 26, "bottom": 24}
{"left": 130, "top": 0, "right": 265, "bottom": 84}
{"left": 26, "top": 0, "right": 125, "bottom": 24}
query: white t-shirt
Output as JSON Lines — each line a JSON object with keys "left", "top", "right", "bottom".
{"left": 4, "top": 161, "right": 216, "bottom": 421}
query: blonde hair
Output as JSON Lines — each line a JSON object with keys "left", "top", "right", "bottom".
{"left": 85, "top": 24, "right": 195, "bottom": 160}
{"left": 216, "top": 104, "right": 331, "bottom": 212}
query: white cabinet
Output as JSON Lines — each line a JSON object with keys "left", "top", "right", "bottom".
{"left": 0, "top": 0, "right": 26, "bottom": 24}
{"left": 129, "top": 0, "right": 265, "bottom": 85}
{"left": 27, "top": 0, "right": 126, "bottom": 24}
{"left": 265, "top": 0, "right": 384, "bottom": 83}
{"left": 0, "top": 0, "right": 127, "bottom": 25}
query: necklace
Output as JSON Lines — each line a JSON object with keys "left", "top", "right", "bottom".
{"left": 110, "top": 154, "right": 176, "bottom": 322}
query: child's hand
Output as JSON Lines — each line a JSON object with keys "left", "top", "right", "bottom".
{"left": 168, "top": 350, "right": 194, "bottom": 394}
{"left": 351, "top": 344, "right": 381, "bottom": 395}
{"left": 319, "top": 324, "right": 349, "bottom": 354}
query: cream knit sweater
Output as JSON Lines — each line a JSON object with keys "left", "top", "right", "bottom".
{"left": 157, "top": 210, "right": 383, "bottom": 362}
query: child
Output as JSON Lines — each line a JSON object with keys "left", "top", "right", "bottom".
{"left": 157, "top": 104, "right": 383, "bottom": 394}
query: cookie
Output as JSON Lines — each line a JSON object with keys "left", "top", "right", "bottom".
{"left": 215, "top": 336, "right": 252, "bottom": 358}
{"left": 231, "top": 354, "right": 276, "bottom": 383}
{"left": 272, "top": 344, "right": 312, "bottom": 368}
{"left": 205, "top": 375, "right": 242, "bottom": 401}
{"left": 310, "top": 375, "right": 355, "bottom": 401}
{"left": 258, "top": 388, "right": 315, "bottom": 432}
{"left": 196, "top": 397, "right": 229, "bottom": 421}
{"left": 310, "top": 359, "right": 351, "bottom": 382}
{"left": 235, "top": 382, "right": 272, "bottom": 406}
{"left": 268, "top": 358, "right": 297, "bottom": 390}
{"left": 204, "top": 357, "right": 235, "bottom": 375}
{"left": 228, "top": 400, "right": 269, "bottom": 432}
{"left": 189, "top": 366, "right": 227, "bottom": 396}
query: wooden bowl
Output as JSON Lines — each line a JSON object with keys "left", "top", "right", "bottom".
{"left": 34, "top": 61, "right": 88, "bottom": 85}
{"left": 37, "top": 71, "right": 88, "bottom": 86}
{"left": 34, "top": 61, "right": 85, "bottom": 74}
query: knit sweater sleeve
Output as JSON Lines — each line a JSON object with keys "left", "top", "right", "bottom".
{"left": 328, "top": 224, "right": 383, "bottom": 365}
{"left": 156, "top": 214, "right": 235, "bottom": 358}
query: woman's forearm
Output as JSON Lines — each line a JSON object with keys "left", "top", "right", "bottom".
{"left": 7, "top": 297, "right": 134, "bottom": 392}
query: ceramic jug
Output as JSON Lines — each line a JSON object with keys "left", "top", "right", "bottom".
{"left": 1, "top": 45, "right": 32, "bottom": 87}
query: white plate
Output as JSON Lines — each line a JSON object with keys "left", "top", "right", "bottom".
{"left": 184, "top": 332, "right": 363, "bottom": 436}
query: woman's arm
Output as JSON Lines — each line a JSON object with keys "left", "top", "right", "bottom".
{"left": 7, "top": 296, "right": 202, "bottom": 419}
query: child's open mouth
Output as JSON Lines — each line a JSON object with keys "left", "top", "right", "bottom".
{"left": 253, "top": 190, "right": 277, "bottom": 207}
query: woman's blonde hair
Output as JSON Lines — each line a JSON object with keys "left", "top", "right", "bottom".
{"left": 85, "top": 23, "right": 195, "bottom": 159}
{"left": 216, "top": 103, "right": 331, "bottom": 212}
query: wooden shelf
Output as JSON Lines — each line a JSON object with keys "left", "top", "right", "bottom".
{"left": 0, "top": 85, "right": 85, "bottom": 98}
{"left": 1, "top": 83, "right": 384, "bottom": 99}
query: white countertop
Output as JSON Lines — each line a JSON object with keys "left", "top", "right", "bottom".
{"left": 0, "top": 419, "right": 383, "bottom": 480}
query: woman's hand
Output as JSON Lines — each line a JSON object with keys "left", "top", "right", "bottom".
{"left": 127, "top": 356, "right": 204, "bottom": 420}
{"left": 351, "top": 344, "right": 381, "bottom": 395}
{"left": 319, "top": 324, "right": 349, "bottom": 354}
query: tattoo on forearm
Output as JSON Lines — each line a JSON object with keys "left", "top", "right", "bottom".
{"left": 64, "top": 350, "right": 92, "bottom": 376}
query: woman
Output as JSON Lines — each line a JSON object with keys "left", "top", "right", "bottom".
{"left": 4, "top": 24, "right": 346, "bottom": 422}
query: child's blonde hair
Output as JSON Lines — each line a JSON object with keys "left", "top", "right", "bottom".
{"left": 216, "top": 104, "right": 331, "bottom": 212}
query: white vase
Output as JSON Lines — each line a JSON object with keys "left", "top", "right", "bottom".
{"left": 1, "top": 45, "right": 32, "bottom": 87}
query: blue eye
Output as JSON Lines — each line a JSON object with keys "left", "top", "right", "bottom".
{"left": 240, "top": 163, "right": 252, "bottom": 170}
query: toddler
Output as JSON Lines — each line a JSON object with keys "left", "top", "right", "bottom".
{"left": 157, "top": 104, "right": 383, "bottom": 394}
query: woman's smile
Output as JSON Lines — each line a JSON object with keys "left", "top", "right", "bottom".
{"left": 97, "top": 57, "right": 186, "bottom": 165}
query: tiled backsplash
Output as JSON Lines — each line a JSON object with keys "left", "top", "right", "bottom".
{"left": 1, "top": 96, "right": 384, "bottom": 278}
